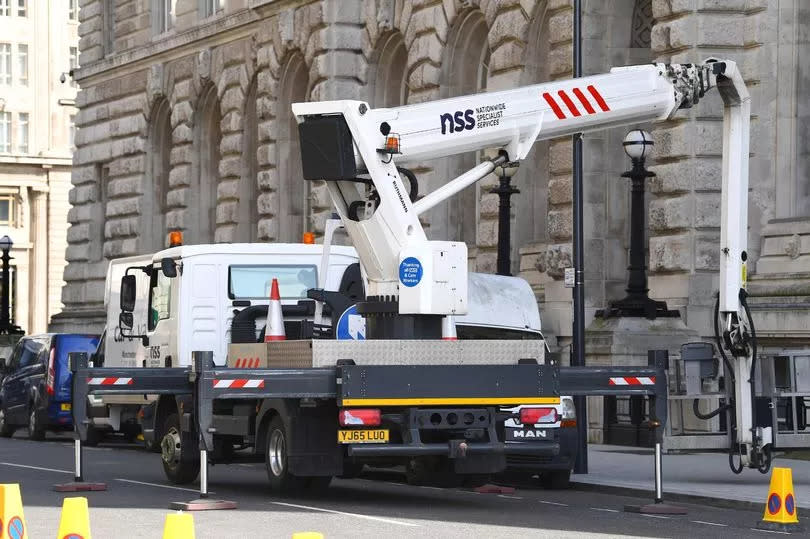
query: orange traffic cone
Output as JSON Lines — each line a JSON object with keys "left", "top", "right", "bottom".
{"left": 265, "top": 278, "right": 286, "bottom": 342}
{"left": 757, "top": 467, "right": 802, "bottom": 532}
{"left": 441, "top": 315, "right": 457, "bottom": 340}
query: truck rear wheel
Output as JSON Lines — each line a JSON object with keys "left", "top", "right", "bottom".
{"left": 161, "top": 413, "right": 200, "bottom": 484}
{"left": 541, "top": 469, "right": 571, "bottom": 490}
{"left": 265, "top": 416, "right": 331, "bottom": 494}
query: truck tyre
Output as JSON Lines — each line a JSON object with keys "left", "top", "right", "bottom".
{"left": 0, "top": 406, "right": 15, "bottom": 438}
{"left": 27, "top": 403, "right": 46, "bottom": 441}
{"left": 161, "top": 413, "right": 200, "bottom": 484}
{"left": 83, "top": 426, "right": 102, "bottom": 447}
{"left": 339, "top": 462, "right": 364, "bottom": 479}
{"left": 541, "top": 469, "right": 571, "bottom": 490}
{"left": 265, "top": 416, "right": 331, "bottom": 494}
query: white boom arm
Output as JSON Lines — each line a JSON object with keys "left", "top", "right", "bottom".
{"left": 294, "top": 59, "right": 761, "bottom": 463}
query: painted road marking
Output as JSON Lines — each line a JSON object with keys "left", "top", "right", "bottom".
{"left": 272, "top": 501, "right": 419, "bottom": 527}
{"left": 751, "top": 529, "right": 791, "bottom": 535}
{"left": 115, "top": 478, "right": 204, "bottom": 494}
{"left": 538, "top": 500, "right": 568, "bottom": 507}
{"left": 0, "top": 462, "right": 72, "bottom": 474}
{"left": 641, "top": 514, "right": 670, "bottom": 519}
{"left": 591, "top": 508, "right": 619, "bottom": 513}
{"left": 498, "top": 495, "right": 523, "bottom": 500}
{"left": 691, "top": 520, "right": 728, "bottom": 527}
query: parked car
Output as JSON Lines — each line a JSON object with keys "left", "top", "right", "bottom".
{"left": 0, "top": 333, "right": 100, "bottom": 440}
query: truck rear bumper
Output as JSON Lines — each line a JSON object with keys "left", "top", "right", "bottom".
{"left": 348, "top": 440, "right": 559, "bottom": 458}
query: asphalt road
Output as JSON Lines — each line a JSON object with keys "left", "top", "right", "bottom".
{"left": 0, "top": 432, "right": 791, "bottom": 538}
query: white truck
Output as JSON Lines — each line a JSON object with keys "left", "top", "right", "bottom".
{"left": 70, "top": 57, "right": 755, "bottom": 495}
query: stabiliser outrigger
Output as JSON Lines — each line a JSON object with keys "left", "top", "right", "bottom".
{"left": 66, "top": 58, "right": 756, "bottom": 498}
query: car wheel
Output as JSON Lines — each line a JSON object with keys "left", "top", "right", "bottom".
{"left": 0, "top": 406, "right": 15, "bottom": 438}
{"left": 541, "top": 469, "right": 571, "bottom": 490}
{"left": 27, "top": 403, "right": 45, "bottom": 441}
{"left": 265, "top": 416, "right": 330, "bottom": 494}
{"left": 160, "top": 413, "right": 200, "bottom": 484}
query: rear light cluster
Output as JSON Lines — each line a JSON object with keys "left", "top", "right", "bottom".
{"left": 560, "top": 396, "right": 577, "bottom": 428}
{"left": 519, "top": 407, "right": 558, "bottom": 425}
{"left": 46, "top": 346, "right": 56, "bottom": 396}
{"left": 339, "top": 408, "right": 381, "bottom": 427}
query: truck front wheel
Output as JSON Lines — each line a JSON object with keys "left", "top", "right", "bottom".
{"left": 161, "top": 413, "right": 200, "bottom": 484}
{"left": 265, "top": 416, "right": 331, "bottom": 494}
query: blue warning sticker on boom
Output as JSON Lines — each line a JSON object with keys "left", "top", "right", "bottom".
{"left": 399, "top": 257, "right": 423, "bottom": 287}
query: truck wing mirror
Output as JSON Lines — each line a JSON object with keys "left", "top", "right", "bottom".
{"left": 161, "top": 257, "right": 177, "bottom": 278}
{"left": 120, "top": 275, "right": 137, "bottom": 312}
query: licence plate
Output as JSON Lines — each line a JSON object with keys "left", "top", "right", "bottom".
{"left": 61, "top": 403, "right": 71, "bottom": 411}
{"left": 337, "top": 429, "right": 389, "bottom": 444}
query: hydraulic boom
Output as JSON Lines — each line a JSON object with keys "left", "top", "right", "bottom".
{"left": 293, "top": 59, "right": 764, "bottom": 469}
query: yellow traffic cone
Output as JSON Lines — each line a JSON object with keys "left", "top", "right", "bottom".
{"left": 0, "top": 483, "right": 28, "bottom": 539}
{"left": 757, "top": 467, "right": 803, "bottom": 532}
{"left": 292, "top": 534, "right": 324, "bottom": 539}
{"left": 56, "top": 496, "right": 92, "bottom": 539}
{"left": 163, "top": 511, "right": 195, "bottom": 539}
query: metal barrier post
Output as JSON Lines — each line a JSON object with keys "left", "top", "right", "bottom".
{"left": 53, "top": 352, "right": 107, "bottom": 492}
{"left": 624, "top": 350, "right": 685, "bottom": 514}
{"left": 654, "top": 442, "right": 663, "bottom": 503}
{"left": 168, "top": 351, "right": 236, "bottom": 511}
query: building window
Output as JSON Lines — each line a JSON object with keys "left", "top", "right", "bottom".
{"left": 102, "top": 0, "right": 114, "bottom": 55}
{"left": 68, "top": 0, "right": 78, "bottom": 21}
{"left": 16, "top": 0, "right": 24, "bottom": 17}
{"left": 69, "top": 46, "right": 78, "bottom": 87}
{"left": 0, "top": 195, "right": 14, "bottom": 226}
{"left": 17, "top": 112, "right": 27, "bottom": 153}
{"left": 17, "top": 44, "right": 26, "bottom": 86}
{"left": 0, "top": 0, "right": 9, "bottom": 17}
{"left": 155, "top": 0, "right": 175, "bottom": 34}
{"left": 201, "top": 0, "right": 223, "bottom": 18}
{"left": 0, "top": 112, "right": 10, "bottom": 152}
{"left": 69, "top": 114, "right": 76, "bottom": 149}
{"left": 0, "top": 44, "right": 10, "bottom": 85}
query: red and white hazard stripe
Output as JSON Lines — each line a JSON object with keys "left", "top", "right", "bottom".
{"left": 213, "top": 379, "right": 265, "bottom": 389}
{"left": 542, "top": 85, "right": 611, "bottom": 120}
{"left": 233, "top": 357, "right": 261, "bottom": 368}
{"left": 87, "top": 377, "right": 134, "bottom": 386}
{"left": 608, "top": 376, "right": 656, "bottom": 386}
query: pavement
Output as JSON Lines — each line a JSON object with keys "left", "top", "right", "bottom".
{"left": 0, "top": 433, "right": 794, "bottom": 538}
{"left": 571, "top": 444, "right": 810, "bottom": 511}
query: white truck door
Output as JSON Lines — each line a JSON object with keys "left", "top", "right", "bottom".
{"left": 145, "top": 264, "right": 177, "bottom": 367}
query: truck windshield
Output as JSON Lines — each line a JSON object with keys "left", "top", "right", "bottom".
{"left": 229, "top": 265, "right": 317, "bottom": 300}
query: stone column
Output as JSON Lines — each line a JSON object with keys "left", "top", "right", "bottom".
{"left": 29, "top": 188, "right": 48, "bottom": 334}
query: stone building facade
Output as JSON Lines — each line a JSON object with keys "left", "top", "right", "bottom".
{"left": 52, "top": 0, "right": 809, "bottom": 372}
{"left": 0, "top": 1, "right": 78, "bottom": 334}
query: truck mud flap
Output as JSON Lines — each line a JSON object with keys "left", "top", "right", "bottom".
{"left": 338, "top": 364, "right": 560, "bottom": 407}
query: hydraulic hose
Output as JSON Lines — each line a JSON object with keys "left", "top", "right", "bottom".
{"left": 739, "top": 289, "right": 770, "bottom": 473}
{"left": 692, "top": 399, "right": 731, "bottom": 420}
{"left": 715, "top": 293, "right": 743, "bottom": 474}
{"left": 397, "top": 167, "right": 419, "bottom": 202}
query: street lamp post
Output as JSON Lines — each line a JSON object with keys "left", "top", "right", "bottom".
{"left": 601, "top": 130, "right": 676, "bottom": 320}
{"left": 491, "top": 162, "right": 520, "bottom": 276}
{"left": 0, "top": 235, "right": 21, "bottom": 335}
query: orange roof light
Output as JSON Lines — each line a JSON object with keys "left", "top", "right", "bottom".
{"left": 302, "top": 232, "right": 315, "bottom": 245}
{"left": 384, "top": 134, "right": 400, "bottom": 154}
{"left": 168, "top": 231, "right": 183, "bottom": 247}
